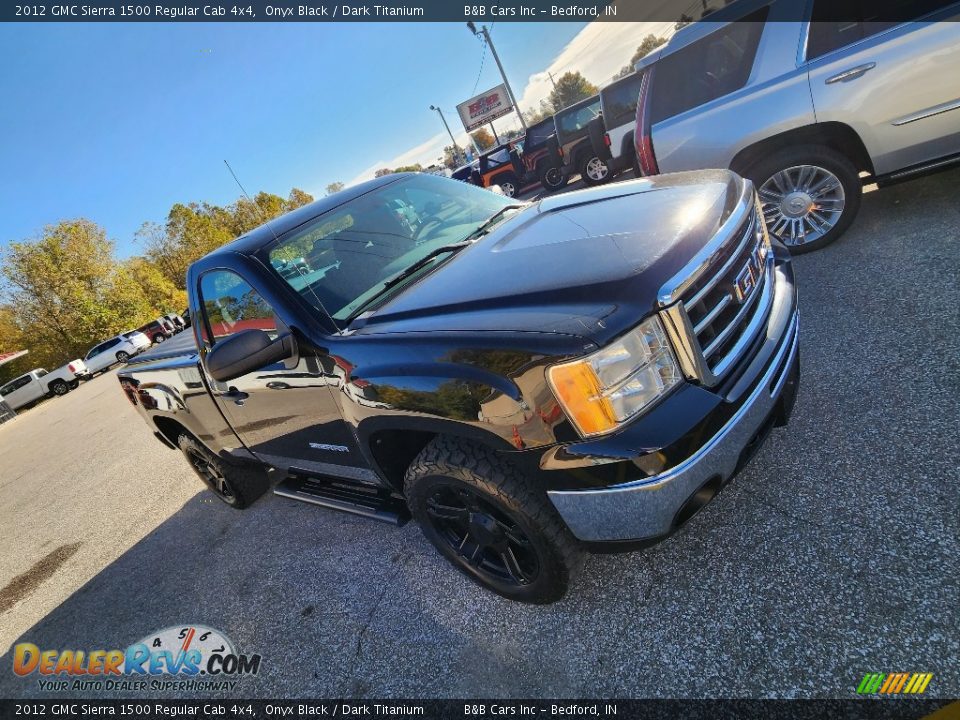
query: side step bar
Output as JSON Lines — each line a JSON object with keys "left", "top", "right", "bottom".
{"left": 274, "top": 474, "right": 411, "bottom": 526}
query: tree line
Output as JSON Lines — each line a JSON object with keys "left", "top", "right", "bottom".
{"left": 0, "top": 187, "right": 314, "bottom": 384}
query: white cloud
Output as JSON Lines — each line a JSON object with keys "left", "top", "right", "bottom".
{"left": 342, "top": 20, "right": 675, "bottom": 188}
{"left": 516, "top": 20, "right": 674, "bottom": 113}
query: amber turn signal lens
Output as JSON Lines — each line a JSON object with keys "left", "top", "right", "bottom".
{"left": 547, "top": 361, "right": 617, "bottom": 437}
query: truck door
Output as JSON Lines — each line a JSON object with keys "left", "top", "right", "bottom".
{"left": 805, "top": 1, "right": 960, "bottom": 175}
{"left": 0, "top": 374, "right": 38, "bottom": 410}
{"left": 196, "top": 268, "right": 374, "bottom": 482}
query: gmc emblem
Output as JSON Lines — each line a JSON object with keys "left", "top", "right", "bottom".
{"left": 734, "top": 262, "right": 757, "bottom": 304}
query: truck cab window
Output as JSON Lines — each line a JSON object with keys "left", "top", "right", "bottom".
{"left": 198, "top": 270, "right": 277, "bottom": 345}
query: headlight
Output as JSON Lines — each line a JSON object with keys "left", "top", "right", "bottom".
{"left": 548, "top": 316, "right": 682, "bottom": 437}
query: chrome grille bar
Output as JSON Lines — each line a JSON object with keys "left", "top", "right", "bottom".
{"left": 658, "top": 180, "right": 773, "bottom": 387}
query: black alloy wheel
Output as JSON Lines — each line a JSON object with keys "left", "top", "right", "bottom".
{"left": 425, "top": 482, "right": 540, "bottom": 587}
{"left": 405, "top": 436, "right": 584, "bottom": 603}
{"left": 185, "top": 445, "right": 237, "bottom": 505}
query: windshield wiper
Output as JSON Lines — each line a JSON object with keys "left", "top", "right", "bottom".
{"left": 382, "top": 241, "right": 471, "bottom": 291}
{"left": 345, "top": 241, "right": 471, "bottom": 323}
{"left": 345, "top": 205, "right": 524, "bottom": 325}
{"left": 461, "top": 204, "right": 525, "bottom": 243}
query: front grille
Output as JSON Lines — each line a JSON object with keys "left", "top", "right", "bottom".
{"left": 661, "top": 198, "right": 774, "bottom": 387}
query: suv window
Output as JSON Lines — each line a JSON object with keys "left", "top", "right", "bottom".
{"left": 600, "top": 73, "right": 645, "bottom": 128}
{"left": 807, "top": 0, "right": 958, "bottom": 59}
{"left": 650, "top": 7, "right": 768, "bottom": 125}
{"left": 556, "top": 98, "right": 600, "bottom": 140}
{"left": 198, "top": 270, "right": 277, "bottom": 346}
{"left": 524, "top": 118, "right": 556, "bottom": 150}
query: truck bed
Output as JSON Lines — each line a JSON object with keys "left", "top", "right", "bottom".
{"left": 126, "top": 332, "right": 198, "bottom": 365}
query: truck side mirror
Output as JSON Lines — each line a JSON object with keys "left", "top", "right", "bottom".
{"left": 205, "top": 329, "right": 295, "bottom": 383}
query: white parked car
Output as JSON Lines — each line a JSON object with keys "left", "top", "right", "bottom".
{"left": 0, "top": 361, "right": 89, "bottom": 410}
{"left": 84, "top": 334, "right": 142, "bottom": 374}
{"left": 122, "top": 330, "right": 152, "bottom": 352}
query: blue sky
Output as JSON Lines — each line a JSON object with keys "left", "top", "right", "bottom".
{"left": 0, "top": 21, "right": 668, "bottom": 258}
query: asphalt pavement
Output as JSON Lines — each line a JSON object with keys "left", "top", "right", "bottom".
{"left": 0, "top": 167, "right": 957, "bottom": 699}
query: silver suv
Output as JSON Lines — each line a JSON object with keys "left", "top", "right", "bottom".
{"left": 633, "top": 0, "right": 960, "bottom": 252}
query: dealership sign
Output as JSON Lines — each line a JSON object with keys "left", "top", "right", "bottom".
{"left": 457, "top": 85, "right": 513, "bottom": 132}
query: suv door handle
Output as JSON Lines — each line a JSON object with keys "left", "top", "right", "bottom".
{"left": 825, "top": 62, "right": 876, "bottom": 84}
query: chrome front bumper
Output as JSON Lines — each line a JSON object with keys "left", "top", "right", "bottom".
{"left": 547, "top": 304, "right": 799, "bottom": 543}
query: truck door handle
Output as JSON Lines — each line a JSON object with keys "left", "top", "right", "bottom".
{"left": 223, "top": 389, "right": 249, "bottom": 406}
{"left": 825, "top": 62, "right": 876, "bottom": 84}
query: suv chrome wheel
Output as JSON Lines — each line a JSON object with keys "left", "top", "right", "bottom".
{"left": 759, "top": 164, "right": 845, "bottom": 247}
{"left": 584, "top": 156, "right": 609, "bottom": 182}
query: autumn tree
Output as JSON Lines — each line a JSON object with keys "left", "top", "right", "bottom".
{"left": 548, "top": 71, "right": 599, "bottom": 111}
{"left": 618, "top": 34, "right": 668, "bottom": 78}
{"left": 0, "top": 220, "right": 160, "bottom": 366}
{"left": 524, "top": 99, "right": 556, "bottom": 125}
{"left": 325, "top": 181, "right": 345, "bottom": 195}
{"left": 139, "top": 187, "right": 315, "bottom": 289}
{"left": 471, "top": 128, "right": 496, "bottom": 151}
{"left": 442, "top": 145, "right": 464, "bottom": 169}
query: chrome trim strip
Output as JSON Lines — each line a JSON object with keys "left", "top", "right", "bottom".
{"left": 887, "top": 154, "right": 960, "bottom": 181}
{"left": 657, "top": 179, "right": 755, "bottom": 306}
{"left": 891, "top": 97, "right": 960, "bottom": 126}
{"left": 683, "top": 215, "right": 757, "bottom": 311}
{"left": 693, "top": 294, "right": 732, "bottom": 335}
{"left": 661, "top": 302, "right": 710, "bottom": 382}
{"left": 708, "top": 258, "right": 774, "bottom": 377}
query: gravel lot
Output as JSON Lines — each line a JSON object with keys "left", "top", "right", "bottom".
{"left": 1, "top": 168, "right": 958, "bottom": 699}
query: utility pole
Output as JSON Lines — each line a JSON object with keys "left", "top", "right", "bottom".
{"left": 548, "top": 72, "right": 558, "bottom": 91}
{"left": 467, "top": 22, "right": 527, "bottom": 133}
{"left": 429, "top": 105, "right": 464, "bottom": 164}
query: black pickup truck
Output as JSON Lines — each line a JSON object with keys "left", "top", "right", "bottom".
{"left": 119, "top": 171, "right": 799, "bottom": 604}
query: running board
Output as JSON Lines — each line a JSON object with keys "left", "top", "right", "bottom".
{"left": 274, "top": 474, "right": 410, "bottom": 526}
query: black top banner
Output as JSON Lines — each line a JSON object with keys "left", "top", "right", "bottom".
{"left": 5, "top": 0, "right": 960, "bottom": 22}
{"left": 1, "top": 699, "right": 958, "bottom": 720}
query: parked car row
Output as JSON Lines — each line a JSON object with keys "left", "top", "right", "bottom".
{"left": 582, "top": 0, "right": 960, "bottom": 252}
{"left": 0, "top": 313, "right": 189, "bottom": 415}
{"left": 452, "top": 0, "right": 959, "bottom": 255}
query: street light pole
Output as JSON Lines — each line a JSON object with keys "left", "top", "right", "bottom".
{"left": 467, "top": 22, "right": 527, "bottom": 134}
{"left": 430, "top": 105, "right": 465, "bottom": 164}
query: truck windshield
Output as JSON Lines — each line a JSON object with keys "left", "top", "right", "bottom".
{"left": 263, "top": 174, "right": 516, "bottom": 327}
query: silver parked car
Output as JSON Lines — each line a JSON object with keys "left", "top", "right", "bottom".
{"left": 633, "top": 0, "right": 960, "bottom": 252}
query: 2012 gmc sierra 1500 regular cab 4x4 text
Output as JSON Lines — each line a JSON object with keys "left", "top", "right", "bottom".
{"left": 118, "top": 171, "right": 800, "bottom": 603}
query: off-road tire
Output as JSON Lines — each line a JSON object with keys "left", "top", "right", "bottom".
{"left": 745, "top": 144, "right": 862, "bottom": 254}
{"left": 177, "top": 434, "right": 269, "bottom": 509}
{"left": 405, "top": 436, "right": 584, "bottom": 604}
{"left": 538, "top": 164, "right": 567, "bottom": 191}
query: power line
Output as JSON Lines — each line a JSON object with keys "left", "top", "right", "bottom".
{"left": 470, "top": 21, "right": 494, "bottom": 96}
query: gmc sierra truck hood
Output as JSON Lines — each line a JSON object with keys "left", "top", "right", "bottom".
{"left": 356, "top": 170, "right": 745, "bottom": 347}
